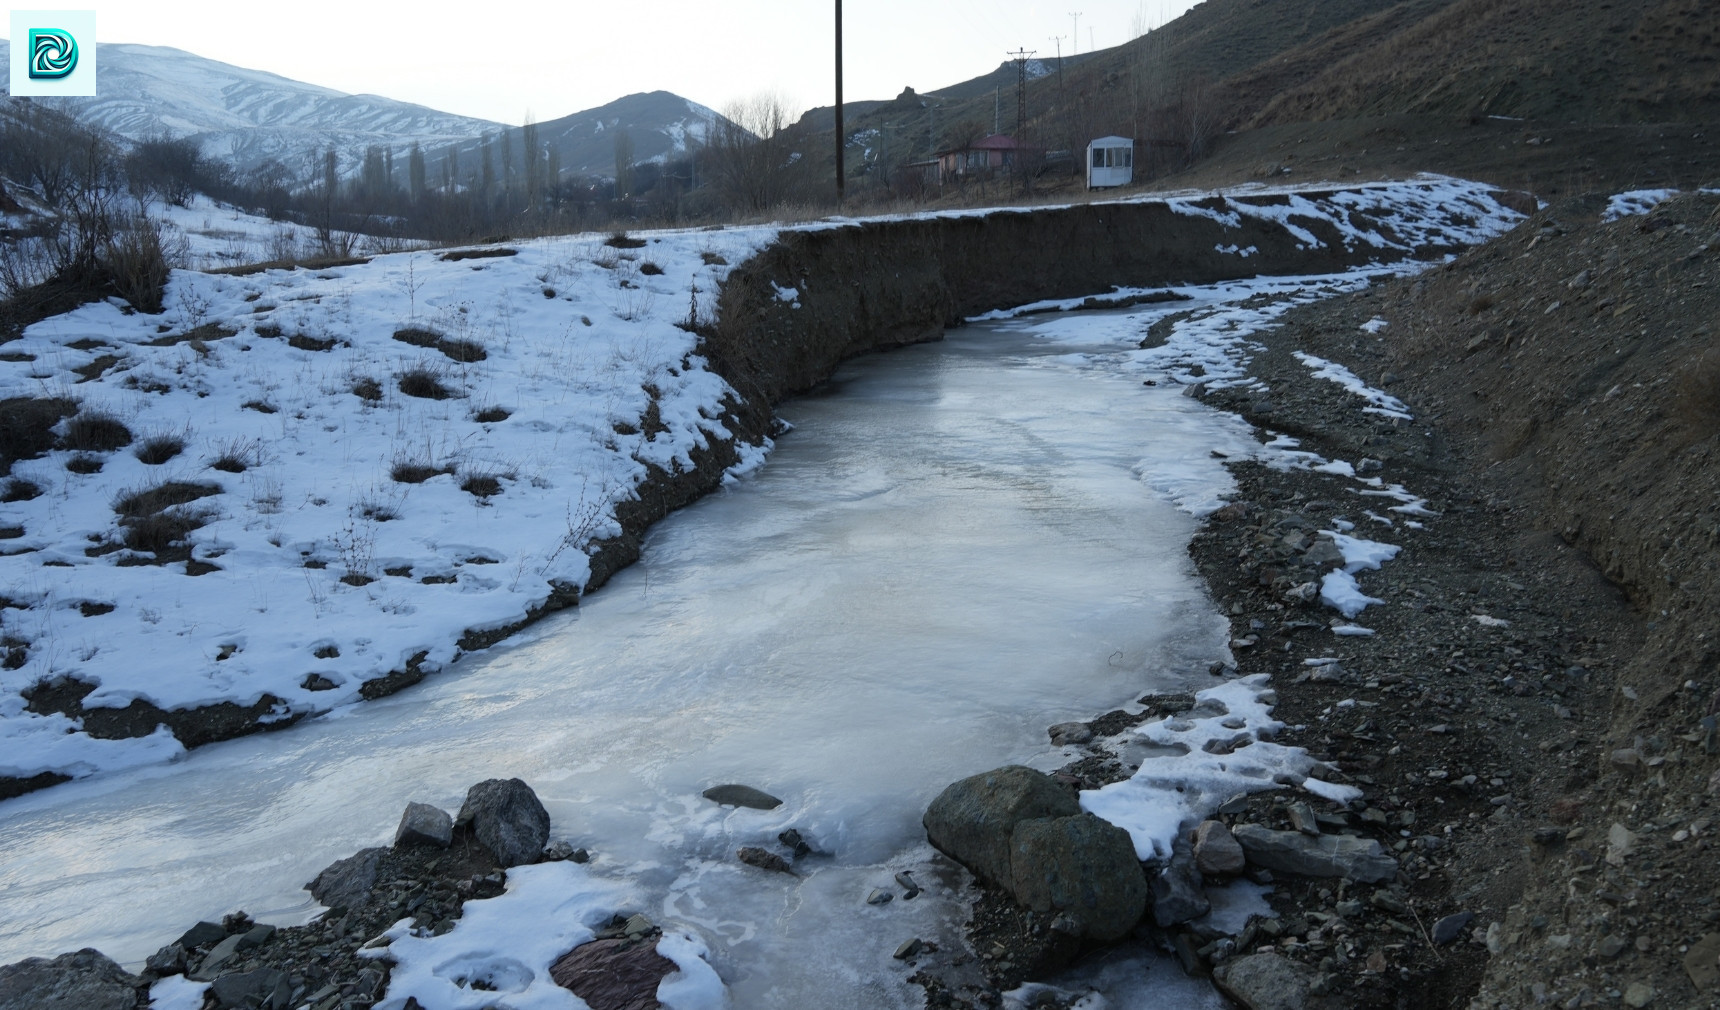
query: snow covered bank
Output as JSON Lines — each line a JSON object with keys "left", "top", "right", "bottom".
{"left": 1, "top": 226, "right": 777, "bottom": 785}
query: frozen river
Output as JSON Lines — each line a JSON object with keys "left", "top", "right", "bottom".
{"left": 0, "top": 298, "right": 1266, "bottom": 1009}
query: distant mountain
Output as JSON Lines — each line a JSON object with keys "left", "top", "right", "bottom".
{"left": 0, "top": 42, "right": 504, "bottom": 179}
{"left": 430, "top": 91, "right": 726, "bottom": 182}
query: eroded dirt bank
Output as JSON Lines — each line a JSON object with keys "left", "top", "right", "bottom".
{"left": 1151, "top": 192, "right": 1718, "bottom": 1010}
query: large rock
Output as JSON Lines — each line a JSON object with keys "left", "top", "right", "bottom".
{"left": 457, "top": 778, "right": 551, "bottom": 868}
{"left": 1232, "top": 825, "right": 1399, "bottom": 883}
{"left": 1212, "top": 952, "right": 1316, "bottom": 1010}
{"left": 924, "top": 765, "right": 1080, "bottom": 889}
{"left": 306, "top": 846, "right": 385, "bottom": 912}
{"left": 550, "top": 938, "right": 676, "bottom": 1010}
{"left": 395, "top": 802, "right": 453, "bottom": 848}
{"left": 0, "top": 948, "right": 142, "bottom": 1010}
{"left": 1008, "top": 814, "right": 1148, "bottom": 942}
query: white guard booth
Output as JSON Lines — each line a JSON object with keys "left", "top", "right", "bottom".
{"left": 1087, "top": 136, "right": 1135, "bottom": 189}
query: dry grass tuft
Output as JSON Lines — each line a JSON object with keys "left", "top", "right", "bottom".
{"left": 398, "top": 368, "right": 454, "bottom": 400}
{"left": 59, "top": 411, "right": 133, "bottom": 452}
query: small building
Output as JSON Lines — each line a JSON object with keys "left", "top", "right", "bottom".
{"left": 1087, "top": 136, "right": 1135, "bottom": 189}
{"left": 936, "top": 134, "right": 1028, "bottom": 181}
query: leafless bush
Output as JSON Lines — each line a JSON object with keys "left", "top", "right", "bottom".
{"left": 398, "top": 367, "right": 454, "bottom": 400}
{"left": 134, "top": 431, "right": 186, "bottom": 465}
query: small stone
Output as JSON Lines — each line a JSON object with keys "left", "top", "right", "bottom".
{"left": 866, "top": 888, "right": 894, "bottom": 905}
{"left": 1287, "top": 802, "right": 1320, "bottom": 836}
{"left": 234, "top": 923, "right": 274, "bottom": 951}
{"left": 623, "top": 913, "right": 655, "bottom": 938}
{"left": 1193, "top": 820, "right": 1246, "bottom": 877}
{"left": 1048, "top": 722, "right": 1093, "bottom": 746}
{"left": 894, "top": 871, "right": 920, "bottom": 898}
{"left": 1431, "top": 912, "right": 1473, "bottom": 945}
{"left": 1623, "top": 981, "right": 1655, "bottom": 1007}
{"left": 175, "top": 922, "right": 227, "bottom": 950}
{"left": 893, "top": 938, "right": 923, "bottom": 960}
{"left": 1606, "top": 822, "right": 1636, "bottom": 866}
{"left": 737, "top": 847, "right": 794, "bottom": 874}
{"left": 209, "top": 967, "right": 285, "bottom": 1010}
{"left": 1596, "top": 934, "right": 1628, "bottom": 959}
{"left": 702, "top": 784, "right": 783, "bottom": 810}
{"left": 190, "top": 933, "right": 243, "bottom": 979}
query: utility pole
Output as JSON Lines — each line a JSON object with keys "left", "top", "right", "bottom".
{"left": 1008, "top": 48, "right": 1035, "bottom": 139}
{"left": 1069, "top": 12, "right": 1082, "bottom": 55}
{"left": 835, "top": 0, "right": 845, "bottom": 202}
{"left": 1049, "top": 35, "right": 1065, "bottom": 98}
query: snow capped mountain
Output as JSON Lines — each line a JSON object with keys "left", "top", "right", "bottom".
{"left": 0, "top": 42, "right": 504, "bottom": 177}
{"left": 0, "top": 42, "right": 727, "bottom": 184}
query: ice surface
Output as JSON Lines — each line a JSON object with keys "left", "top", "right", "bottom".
{"left": 0, "top": 309, "right": 1252, "bottom": 1008}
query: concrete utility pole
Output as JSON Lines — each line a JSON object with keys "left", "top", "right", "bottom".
{"left": 1069, "top": 12, "right": 1082, "bottom": 54}
{"left": 1049, "top": 35, "right": 1065, "bottom": 98}
{"left": 835, "top": 0, "right": 845, "bottom": 201}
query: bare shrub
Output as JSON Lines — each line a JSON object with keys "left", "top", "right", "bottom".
{"left": 60, "top": 411, "right": 133, "bottom": 452}
{"left": 639, "top": 262, "right": 665, "bottom": 276}
{"left": 461, "top": 473, "right": 503, "bottom": 498}
{"left": 122, "top": 509, "right": 211, "bottom": 555}
{"left": 0, "top": 396, "right": 77, "bottom": 471}
{"left": 288, "top": 334, "right": 339, "bottom": 352}
{"left": 398, "top": 367, "right": 454, "bottom": 400}
{"left": 113, "top": 481, "right": 222, "bottom": 519}
{"left": 392, "top": 326, "right": 442, "bottom": 349}
{"left": 390, "top": 460, "right": 452, "bottom": 484}
{"left": 604, "top": 231, "right": 647, "bottom": 249}
{"left": 393, "top": 326, "right": 486, "bottom": 362}
{"left": 207, "top": 437, "right": 259, "bottom": 473}
{"left": 134, "top": 432, "right": 186, "bottom": 465}
{"left": 352, "top": 377, "right": 383, "bottom": 403}
{"left": 473, "top": 405, "right": 511, "bottom": 423}
{"left": 66, "top": 454, "right": 103, "bottom": 474}
{"left": 104, "top": 214, "right": 179, "bottom": 314}
{"left": 1, "top": 478, "right": 42, "bottom": 501}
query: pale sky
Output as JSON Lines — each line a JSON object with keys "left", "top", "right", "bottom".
{"left": 72, "top": 0, "right": 1201, "bottom": 125}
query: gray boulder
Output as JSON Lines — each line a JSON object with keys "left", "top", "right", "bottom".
{"left": 458, "top": 778, "right": 551, "bottom": 867}
{"left": 924, "top": 765, "right": 1080, "bottom": 889}
{"left": 306, "top": 846, "right": 385, "bottom": 912}
{"left": 0, "top": 948, "right": 141, "bottom": 1010}
{"left": 210, "top": 967, "right": 288, "bottom": 1009}
{"left": 1193, "top": 820, "right": 1246, "bottom": 877}
{"left": 395, "top": 802, "right": 454, "bottom": 848}
{"left": 1009, "top": 814, "right": 1148, "bottom": 941}
{"left": 701, "top": 784, "right": 782, "bottom": 810}
{"left": 1212, "top": 952, "right": 1316, "bottom": 1010}
{"left": 1232, "top": 825, "right": 1398, "bottom": 883}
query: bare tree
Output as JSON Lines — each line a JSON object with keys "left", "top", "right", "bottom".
{"left": 704, "top": 92, "right": 808, "bottom": 214}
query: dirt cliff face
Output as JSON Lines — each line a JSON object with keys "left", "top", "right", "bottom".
{"left": 705, "top": 190, "right": 1477, "bottom": 413}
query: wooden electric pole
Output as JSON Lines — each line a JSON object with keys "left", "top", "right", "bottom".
{"left": 835, "top": 0, "right": 845, "bottom": 201}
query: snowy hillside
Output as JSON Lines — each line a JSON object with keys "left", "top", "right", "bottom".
{"left": 455, "top": 91, "right": 729, "bottom": 180}
{"left": 0, "top": 42, "right": 502, "bottom": 176}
